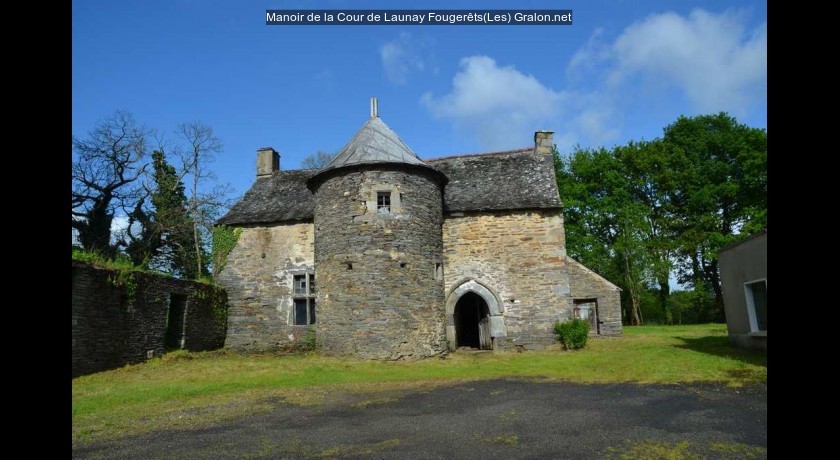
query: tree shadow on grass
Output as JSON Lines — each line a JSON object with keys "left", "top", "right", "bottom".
{"left": 673, "top": 335, "right": 767, "bottom": 367}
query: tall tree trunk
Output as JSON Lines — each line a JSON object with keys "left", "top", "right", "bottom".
{"left": 707, "top": 259, "right": 724, "bottom": 322}
{"left": 623, "top": 250, "right": 643, "bottom": 325}
{"left": 630, "top": 296, "right": 642, "bottom": 325}
{"left": 193, "top": 156, "right": 202, "bottom": 278}
{"left": 658, "top": 278, "right": 671, "bottom": 324}
{"left": 78, "top": 197, "right": 115, "bottom": 257}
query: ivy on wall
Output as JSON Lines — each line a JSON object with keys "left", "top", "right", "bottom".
{"left": 192, "top": 284, "right": 229, "bottom": 333}
{"left": 211, "top": 225, "right": 242, "bottom": 276}
{"left": 108, "top": 270, "right": 138, "bottom": 306}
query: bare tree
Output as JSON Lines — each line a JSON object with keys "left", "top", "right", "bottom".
{"left": 301, "top": 150, "right": 336, "bottom": 169}
{"left": 72, "top": 110, "right": 150, "bottom": 256}
{"left": 177, "top": 122, "right": 228, "bottom": 277}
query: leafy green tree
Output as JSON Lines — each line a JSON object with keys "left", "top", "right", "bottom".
{"left": 554, "top": 112, "right": 766, "bottom": 325}
{"left": 663, "top": 113, "right": 767, "bottom": 320}
{"left": 150, "top": 150, "right": 203, "bottom": 278}
{"left": 122, "top": 192, "right": 158, "bottom": 267}
{"left": 616, "top": 140, "right": 681, "bottom": 323}
{"left": 555, "top": 145, "right": 650, "bottom": 324}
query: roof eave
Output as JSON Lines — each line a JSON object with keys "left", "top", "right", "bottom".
{"left": 306, "top": 162, "right": 449, "bottom": 191}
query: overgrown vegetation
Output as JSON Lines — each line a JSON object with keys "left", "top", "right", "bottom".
{"left": 278, "top": 326, "right": 319, "bottom": 353}
{"left": 301, "top": 326, "right": 318, "bottom": 351}
{"left": 72, "top": 248, "right": 142, "bottom": 272}
{"left": 555, "top": 112, "right": 766, "bottom": 325}
{"left": 72, "top": 110, "right": 235, "bottom": 281}
{"left": 73, "top": 324, "right": 765, "bottom": 445}
{"left": 211, "top": 225, "right": 242, "bottom": 276}
{"left": 554, "top": 318, "right": 589, "bottom": 349}
{"left": 191, "top": 283, "right": 229, "bottom": 333}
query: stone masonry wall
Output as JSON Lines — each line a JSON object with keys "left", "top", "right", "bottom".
{"left": 313, "top": 168, "right": 447, "bottom": 359}
{"left": 216, "top": 222, "right": 315, "bottom": 351}
{"left": 72, "top": 261, "right": 228, "bottom": 377}
{"left": 566, "top": 257, "right": 623, "bottom": 336}
{"left": 442, "top": 209, "right": 573, "bottom": 350}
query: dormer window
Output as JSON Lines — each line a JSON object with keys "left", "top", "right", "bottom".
{"left": 377, "top": 192, "right": 391, "bottom": 214}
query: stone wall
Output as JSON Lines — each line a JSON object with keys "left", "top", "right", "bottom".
{"left": 72, "top": 261, "right": 228, "bottom": 377}
{"left": 566, "top": 257, "right": 622, "bottom": 336}
{"left": 313, "top": 167, "right": 447, "bottom": 359}
{"left": 215, "top": 222, "right": 315, "bottom": 351}
{"left": 442, "top": 209, "right": 573, "bottom": 350}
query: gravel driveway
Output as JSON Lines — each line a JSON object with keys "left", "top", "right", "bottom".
{"left": 73, "top": 379, "right": 767, "bottom": 459}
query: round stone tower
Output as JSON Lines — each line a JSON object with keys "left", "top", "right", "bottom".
{"left": 306, "top": 99, "right": 448, "bottom": 359}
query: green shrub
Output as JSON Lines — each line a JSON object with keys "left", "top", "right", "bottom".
{"left": 554, "top": 318, "right": 590, "bottom": 350}
{"left": 301, "top": 326, "right": 318, "bottom": 352}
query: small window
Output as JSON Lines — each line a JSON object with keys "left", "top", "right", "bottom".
{"left": 293, "top": 299, "right": 317, "bottom": 325}
{"left": 377, "top": 192, "right": 391, "bottom": 214}
{"left": 744, "top": 280, "right": 767, "bottom": 332}
{"left": 292, "top": 273, "right": 316, "bottom": 325}
{"left": 293, "top": 275, "right": 307, "bottom": 296}
{"left": 294, "top": 299, "right": 308, "bottom": 326}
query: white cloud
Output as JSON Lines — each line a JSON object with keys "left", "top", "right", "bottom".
{"left": 380, "top": 32, "right": 433, "bottom": 85}
{"left": 423, "top": 9, "right": 765, "bottom": 152}
{"left": 575, "top": 108, "right": 620, "bottom": 148}
{"left": 421, "top": 56, "right": 567, "bottom": 149}
{"left": 594, "top": 8, "right": 766, "bottom": 115}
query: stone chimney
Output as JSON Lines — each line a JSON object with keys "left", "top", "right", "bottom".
{"left": 256, "top": 147, "right": 279, "bottom": 177}
{"left": 534, "top": 130, "right": 554, "bottom": 156}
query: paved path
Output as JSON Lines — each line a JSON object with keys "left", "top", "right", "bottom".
{"left": 74, "top": 379, "right": 766, "bottom": 459}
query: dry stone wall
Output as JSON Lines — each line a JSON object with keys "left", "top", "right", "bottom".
{"left": 72, "top": 261, "right": 227, "bottom": 377}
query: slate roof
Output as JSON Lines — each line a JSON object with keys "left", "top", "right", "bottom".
{"left": 216, "top": 169, "right": 316, "bottom": 225}
{"left": 217, "top": 147, "right": 563, "bottom": 225}
{"left": 428, "top": 149, "right": 562, "bottom": 212}
{"left": 318, "top": 116, "right": 429, "bottom": 171}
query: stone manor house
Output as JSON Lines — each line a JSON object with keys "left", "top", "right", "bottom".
{"left": 217, "top": 99, "right": 621, "bottom": 359}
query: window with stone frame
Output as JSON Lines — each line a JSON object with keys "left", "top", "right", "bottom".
{"left": 377, "top": 191, "right": 391, "bottom": 214}
{"left": 293, "top": 273, "right": 316, "bottom": 325}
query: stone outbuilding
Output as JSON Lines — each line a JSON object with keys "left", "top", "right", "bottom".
{"left": 216, "top": 99, "right": 621, "bottom": 359}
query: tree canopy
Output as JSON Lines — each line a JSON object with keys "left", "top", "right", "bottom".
{"left": 72, "top": 110, "right": 150, "bottom": 257}
{"left": 556, "top": 112, "right": 766, "bottom": 324}
{"left": 72, "top": 110, "right": 234, "bottom": 280}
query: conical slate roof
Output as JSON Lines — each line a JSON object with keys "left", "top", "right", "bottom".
{"left": 320, "top": 116, "right": 429, "bottom": 171}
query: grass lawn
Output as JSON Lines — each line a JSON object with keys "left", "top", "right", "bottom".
{"left": 72, "top": 324, "right": 765, "bottom": 446}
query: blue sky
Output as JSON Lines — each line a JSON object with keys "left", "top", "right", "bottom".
{"left": 72, "top": 0, "right": 767, "bottom": 200}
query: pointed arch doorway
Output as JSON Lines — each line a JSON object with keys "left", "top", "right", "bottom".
{"left": 446, "top": 279, "right": 507, "bottom": 351}
{"left": 454, "top": 292, "right": 491, "bottom": 349}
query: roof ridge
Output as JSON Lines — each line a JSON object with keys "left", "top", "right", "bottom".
{"left": 425, "top": 147, "right": 534, "bottom": 162}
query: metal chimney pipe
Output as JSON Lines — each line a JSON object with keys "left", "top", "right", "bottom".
{"left": 370, "top": 97, "right": 378, "bottom": 118}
